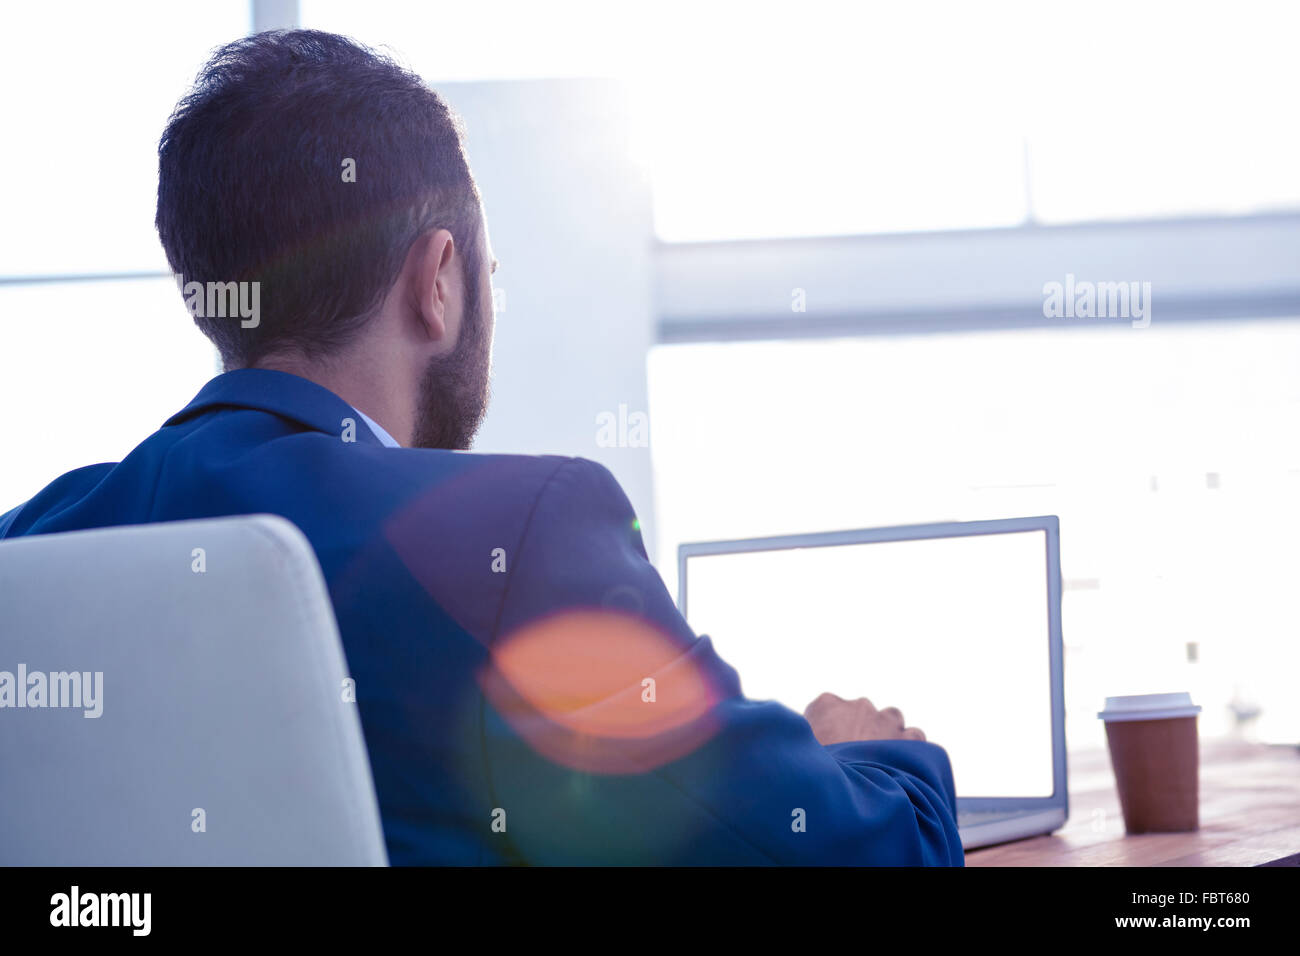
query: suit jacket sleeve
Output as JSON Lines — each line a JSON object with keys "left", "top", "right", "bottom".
{"left": 481, "top": 457, "right": 965, "bottom": 865}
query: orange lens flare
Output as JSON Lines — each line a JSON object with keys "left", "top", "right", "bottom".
{"left": 480, "top": 609, "right": 725, "bottom": 773}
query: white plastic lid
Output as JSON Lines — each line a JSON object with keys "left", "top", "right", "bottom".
{"left": 1097, "top": 692, "right": 1201, "bottom": 722}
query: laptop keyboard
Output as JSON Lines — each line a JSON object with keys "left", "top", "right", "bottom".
{"left": 957, "top": 809, "right": 1022, "bottom": 826}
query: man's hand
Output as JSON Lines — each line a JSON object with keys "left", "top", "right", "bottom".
{"left": 803, "top": 692, "right": 928, "bottom": 746}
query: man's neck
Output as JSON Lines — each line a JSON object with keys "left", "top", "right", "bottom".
{"left": 245, "top": 355, "right": 413, "bottom": 447}
{"left": 352, "top": 407, "right": 401, "bottom": 448}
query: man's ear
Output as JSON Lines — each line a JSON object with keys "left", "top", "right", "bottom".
{"left": 411, "top": 228, "right": 457, "bottom": 344}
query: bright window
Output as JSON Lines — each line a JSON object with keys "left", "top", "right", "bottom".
{"left": 304, "top": 0, "right": 1300, "bottom": 241}
{"left": 0, "top": 1, "right": 250, "bottom": 275}
{"left": 648, "top": 319, "right": 1300, "bottom": 747}
{"left": 0, "top": 3, "right": 241, "bottom": 511}
{"left": 0, "top": 280, "right": 218, "bottom": 510}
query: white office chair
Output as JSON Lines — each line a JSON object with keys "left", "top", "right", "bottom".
{"left": 0, "top": 514, "right": 387, "bottom": 865}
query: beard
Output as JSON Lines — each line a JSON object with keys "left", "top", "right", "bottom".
{"left": 410, "top": 244, "right": 492, "bottom": 450}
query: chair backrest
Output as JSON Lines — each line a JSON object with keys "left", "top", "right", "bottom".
{"left": 0, "top": 514, "right": 387, "bottom": 865}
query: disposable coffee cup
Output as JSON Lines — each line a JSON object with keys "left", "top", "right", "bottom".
{"left": 1098, "top": 692, "right": 1201, "bottom": 833}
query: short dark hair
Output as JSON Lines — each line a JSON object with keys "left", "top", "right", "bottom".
{"left": 156, "top": 29, "right": 481, "bottom": 368}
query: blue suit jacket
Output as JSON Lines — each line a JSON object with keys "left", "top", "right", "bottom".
{"left": 1, "top": 369, "right": 963, "bottom": 865}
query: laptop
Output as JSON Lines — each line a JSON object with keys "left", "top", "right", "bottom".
{"left": 677, "top": 515, "right": 1067, "bottom": 850}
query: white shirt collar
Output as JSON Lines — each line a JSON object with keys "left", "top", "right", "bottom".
{"left": 353, "top": 408, "right": 401, "bottom": 448}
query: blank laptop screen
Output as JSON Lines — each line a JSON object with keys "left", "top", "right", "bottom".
{"left": 682, "top": 529, "right": 1055, "bottom": 798}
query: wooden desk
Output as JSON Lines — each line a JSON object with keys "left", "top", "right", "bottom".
{"left": 966, "top": 740, "right": 1300, "bottom": 866}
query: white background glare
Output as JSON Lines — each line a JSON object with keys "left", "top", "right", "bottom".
{"left": 304, "top": 0, "right": 1300, "bottom": 240}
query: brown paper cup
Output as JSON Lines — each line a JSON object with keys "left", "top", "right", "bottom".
{"left": 1103, "top": 715, "right": 1199, "bottom": 833}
